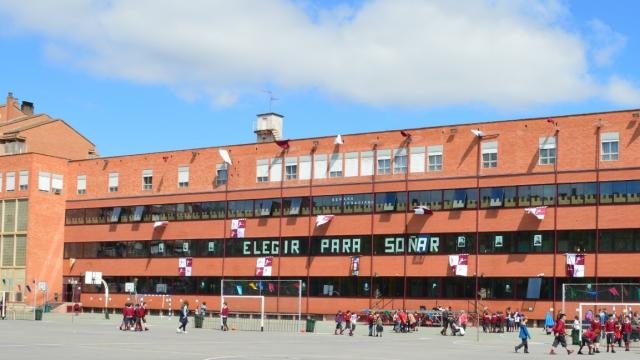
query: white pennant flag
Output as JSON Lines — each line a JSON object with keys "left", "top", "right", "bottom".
{"left": 471, "top": 129, "right": 485, "bottom": 137}
{"left": 219, "top": 149, "right": 232, "bottom": 165}
{"left": 315, "top": 215, "right": 335, "bottom": 227}
{"left": 153, "top": 221, "right": 169, "bottom": 228}
{"left": 334, "top": 135, "right": 344, "bottom": 145}
{"left": 524, "top": 206, "right": 547, "bottom": 220}
{"left": 413, "top": 206, "right": 433, "bottom": 215}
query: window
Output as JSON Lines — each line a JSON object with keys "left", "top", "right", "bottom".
{"left": 518, "top": 184, "right": 555, "bottom": 206}
{"left": 393, "top": 148, "right": 408, "bottom": 174}
{"left": 256, "top": 159, "right": 269, "bottom": 182}
{"left": 600, "top": 229, "right": 640, "bottom": 252}
{"left": 255, "top": 198, "right": 281, "bottom": 217}
{"left": 51, "top": 174, "right": 63, "bottom": 193}
{"left": 215, "top": 164, "right": 227, "bottom": 186}
{"left": 479, "top": 232, "right": 553, "bottom": 253}
{"left": 345, "top": 152, "right": 358, "bottom": 177}
{"left": 19, "top": 171, "right": 28, "bottom": 191}
{"left": 409, "top": 190, "right": 443, "bottom": 210}
{"left": 376, "top": 149, "right": 391, "bottom": 175}
{"left": 270, "top": 158, "right": 282, "bottom": 182}
{"left": 310, "top": 235, "right": 371, "bottom": 256}
{"left": 178, "top": 166, "right": 189, "bottom": 188}
{"left": 427, "top": 145, "right": 443, "bottom": 171}
{"left": 329, "top": 153, "right": 343, "bottom": 178}
{"left": 199, "top": 202, "right": 225, "bottom": 219}
{"left": 3, "top": 140, "right": 26, "bottom": 155}
{"left": 409, "top": 146, "right": 425, "bottom": 173}
{"left": 312, "top": 195, "right": 343, "bottom": 215}
{"left": 285, "top": 157, "right": 297, "bottom": 180}
{"left": 299, "top": 156, "right": 311, "bottom": 180}
{"left": 375, "top": 192, "right": 407, "bottom": 212}
{"left": 227, "top": 200, "right": 254, "bottom": 218}
{"left": 314, "top": 154, "right": 327, "bottom": 179}
{"left": 108, "top": 172, "right": 119, "bottom": 192}
{"left": 283, "top": 197, "right": 310, "bottom": 216}
{"left": 539, "top": 136, "right": 556, "bottom": 165}
{"left": 443, "top": 188, "right": 476, "bottom": 209}
{"left": 558, "top": 183, "right": 596, "bottom": 205}
{"left": 601, "top": 132, "right": 619, "bottom": 161}
{"left": 480, "top": 187, "right": 516, "bottom": 208}
{"left": 558, "top": 230, "right": 595, "bottom": 253}
{"left": 481, "top": 141, "right": 498, "bottom": 168}
{"left": 360, "top": 151, "right": 374, "bottom": 176}
{"left": 0, "top": 173, "right": 2, "bottom": 192}
{"left": 142, "top": 169, "right": 153, "bottom": 190}
{"left": 600, "top": 180, "right": 640, "bottom": 204}
{"left": 77, "top": 175, "right": 87, "bottom": 195}
{"left": 38, "top": 172, "right": 50, "bottom": 192}
{"left": 5, "top": 172, "right": 15, "bottom": 192}
{"left": 343, "top": 193, "right": 373, "bottom": 214}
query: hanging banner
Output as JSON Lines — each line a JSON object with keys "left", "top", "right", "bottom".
{"left": 351, "top": 256, "right": 360, "bottom": 276}
{"left": 255, "top": 256, "right": 273, "bottom": 276}
{"left": 524, "top": 206, "right": 547, "bottom": 220}
{"left": 448, "top": 254, "right": 468, "bottom": 277}
{"left": 178, "top": 257, "right": 193, "bottom": 277}
{"left": 231, "top": 218, "right": 246, "bottom": 238}
{"left": 566, "top": 253, "right": 585, "bottom": 278}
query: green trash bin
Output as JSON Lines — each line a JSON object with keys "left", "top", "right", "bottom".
{"left": 35, "top": 309, "right": 43, "bottom": 321}
{"left": 305, "top": 318, "right": 316, "bottom": 333}
{"left": 571, "top": 329, "right": 580, "bottom": 345}
{"left": 194, "top": 314, "right": 203, "bottom": 329}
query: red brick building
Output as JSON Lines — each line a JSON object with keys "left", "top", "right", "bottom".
{"left": 3, "top": 92, "right": 640, "bottom": 319}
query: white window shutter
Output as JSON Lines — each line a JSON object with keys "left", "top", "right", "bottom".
{"left": 481, "top": 141, "right": 498, "bottom": 154}
{"left": 77, "top": 175, "right": 87, "bottom": 191}
{"left": 52, "top": 174, "right": 63, "bottom": 191}
{"left": 299, "top": 156, "right": 311, "bottom": 180}
{"left": 539, "top": 137, "right": 556, "bottom": 150}
{"left": 345, "top": 152, "right": 358, "bottom": 177}
{"left": 108, "top": 172, "right": 119, "bottom": 188}
{"left": 427, "top": 145, "right": 443, "bottom": 155}
{"left": 178, "top": 166, "right": 189, "bottom": 183}
{"left": 256, "top": 159, "right": 269, "bottom": 179}
{"left": 314, "top": 154, "right": 327, "bottom": 179}
{"left": 329, "top": 153, "right": 343, "bottom": 173}
{"left": 360, "top": 151, "right": 373, "bottom": 176}
{"left": 0, "top": 173, "right": 3, "bottom": 192}
{"left": 601, "top": 132, "right": 619, "bottom": 142}
{"left": 38, "top": 172, "right": 51, "bottom": 191}
{"left": 6, "top": 172, "right": 15, "bottom": 191}
{"left": 410, "top": 146, "right": 425, "bottom": 173}
{"left": 377, "top": 149, "right": 391, "bottom": 160}
{"left": 19, "top": 171, "right": 28, "bottom": 187}
{"left": 270, "top": 158, "right": 282, "bottom": 182}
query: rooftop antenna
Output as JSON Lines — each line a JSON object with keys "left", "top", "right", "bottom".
{"left": 261, "top": 89, "right": 279, "bottom": 113}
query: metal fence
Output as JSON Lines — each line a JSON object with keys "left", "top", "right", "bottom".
{"left": 198, "top": 312, "right": 303, "bottom": 332}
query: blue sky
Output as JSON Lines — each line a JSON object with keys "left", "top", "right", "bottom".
{"left": 0, "top": 0, "right": 639, "bottom": 156}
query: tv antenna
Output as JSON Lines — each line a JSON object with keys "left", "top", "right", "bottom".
{"left": 261, "top": 89, "right": 279, "bottom": 113}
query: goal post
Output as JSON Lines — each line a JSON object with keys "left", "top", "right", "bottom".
{"left": 220, "top": 279, "right": 303, "bottom": 332}
{"left": 562, "top": 282, "right": 640, "bottom": 313}
{"left": 577, "top": 302, "right": 640, "bottom": 338}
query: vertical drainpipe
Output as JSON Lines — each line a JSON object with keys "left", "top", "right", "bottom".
{"left": 474, "top": 135, "right": 481, "bottom": 338}
{"left": 221, "top": 153, "right": 230, "bottom": 299}
{"left": 306, "top": 143, "right": 317, "bottom": 316}
{"left": 276, "top": 148, "right": 286, "bottom": 314}
{"left": 595, "top": 122, "right": 601, "bottom": 304}
{"left": 369, "top": 144, "right": 378, "bottom": 310}
{"left": 552, "top": 127, "right": 559, "bottom": 313}
{"left": 403, "top": 141, "right": 411, "bottom": 311}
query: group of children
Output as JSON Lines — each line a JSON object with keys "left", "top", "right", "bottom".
{"left": 514, "top": 310, "right": 636, "bottom": 355}
{"left": 483, "top": 308, "right": 522, "bottom": 333}
{"left": 334, "top": 310, "right": 359, "bottom": 336}
{"left": 119, "top": 302, "right": 149, "bottom": 331}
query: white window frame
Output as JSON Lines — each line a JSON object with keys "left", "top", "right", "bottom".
{"left": 0, "top": 173, "right": 3, "bottom": 192}
{"left": 108, "top": 172, "right": 119, "bottom": 192}
{"left": 256, "top": 159, "right": 269, "bottom": 182}
{"left": 601, "top": 132, "right": 619, "bottom": 161}
{"left": 539, "top": 137, "right": 556, "bottom": 165}
{"left": 51, "top": 174, "right": 63, "bottom": 193}
{"left": 409, "top": 146, "right": 425, "bottom": 173}
{"left": 481, "top": 141, "right": 498, "bottom": 168}
{"left": 270, "top": 158, "right": 282, "bottom": 182}
{"left": 178, "top": 166, "right": 189, "bottom": 188}
{"left": 19, "top": 171, "right": 28, "bottom": 191}
{"left": 360, "top": 151, "right": 374, "bottom": 176}
{"left": 314, "top": 154, "right": 327, "bottom": 179}
{"left": 299, "top": 156, "right": 311, "bottom": 180}
{"left": 38, "top": 172, "right": 51, "bottom": 192}
{"left": 329, "top": 153, "right": 343, "bottom": 178}
{"left": 345, "top": 152, "right": 359, "bottom": 177}
{"left": 142, "top": 169, "right": 153, "bottom": 190}
{"left": 5, "top": 172, "right": 15, "bottom": 192}
{"left": 285, "top": 157, "right": 297, "bottom": 180}
{"left": 427, "top": 145, "right": 443, "bottom": 172}
{"left": 393, "top": 148, "right": 408, "bottom": 174}
{"left": 216, "top": 163, "right": 228, "bottom": 186}
{"left": 77, "top": 175, "right": 87, "bottom": 195}
{"left": 377, "top": 149, "right": 391, "bottom": 175}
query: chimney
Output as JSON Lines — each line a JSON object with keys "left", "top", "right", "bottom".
{"left": 254, "top": 113, "right": 284, "bottom": 143}
{"left": 21, "top": 101, "right": 34, "bottom": 115}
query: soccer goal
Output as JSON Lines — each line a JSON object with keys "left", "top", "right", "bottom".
{"left": 562, "top": 282, "right": 640, "bottom": 313}
{"left": 577, "top": 302, "right": 640, "bottom": 338}
{"left": 218, "top": 279, "right": 303, "bottom": 332}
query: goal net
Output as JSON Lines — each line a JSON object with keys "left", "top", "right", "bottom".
{"left": 577, "top": 302, "right": 640, "bottom": 339}
{"left": 214, "top": 279, "right": 303, "bottom": 332}
{"left": 562, "top": 282, "right": 640, "bottom": 313}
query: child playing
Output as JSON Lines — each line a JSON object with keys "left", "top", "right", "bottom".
{"left": 623, "top": 316, "right": 633, "bottom": 352}
{"left": 590, "top": 315, "right": 602, "bottom": 353}
{"left": 375, "top": 314, "right": 384, "bottom": 337}
{"left": 578, "top": 328, "right": 597, "bottom": 355}
{"left": 605, "top": 314, "right": 616, "bottom": 353}
{"left": 549, "top": 313, "right": 575, "bottom": 355}
{"left": 514, "top": 317, "right": 531, "bottom": 353}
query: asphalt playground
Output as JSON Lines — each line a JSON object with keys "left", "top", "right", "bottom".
{"left": 1, "top": 313, "right": 639, "bottom": 360}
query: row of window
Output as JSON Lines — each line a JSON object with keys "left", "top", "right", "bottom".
{"left": 62, "top": 228, "right": 640, "bottom": 259}
{"left": 0, "top": 171, "right": 63, "bottom": 193}
{"left": 79, "top": 276, "right": 639, "bottom": 301}
{"left": 255, "top": 133, "right": 621, "bottom": 182}
{"left": 64, "top": 179, "right": 640, "bottom": 225}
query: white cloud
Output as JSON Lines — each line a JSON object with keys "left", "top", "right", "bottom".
{"left": 587, "top": 19, "right": 627, "bottom": 67}
{"left": 604, "top": 76, "right": 640, "bottom": 107}
{"left": 0, "top": 0, "right": 606, "bottom": 108}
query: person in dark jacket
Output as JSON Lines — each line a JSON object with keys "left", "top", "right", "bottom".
{"left": 514, "top": 317, "right": 532, "bottom": 353}
{"left": 177, "top": 300, "right": 189, "bottom": 333}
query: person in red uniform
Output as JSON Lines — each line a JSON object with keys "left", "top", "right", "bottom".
{"left": 605, "top": 314, "right": 616, "bottom": 353}
{"left": 549, "top": 313, "right": 574, "bottom": 355}
{"left": 342, "top": 310, "right": 351, "bottom": 335}
{"left": 590, "top": 315, "right": 602, "bottom": 353}
{"left": 221, "top": 302, "right": 230, "bottom": 331}
{"left": 622, "top": 315, "right": 632, "bottom": 352}
{"left": 578, "top": 328, "right": 597, "bottom": 355}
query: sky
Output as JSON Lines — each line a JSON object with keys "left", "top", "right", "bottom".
{"left": 0, "top": 0, "right": 639, "bottom": 157}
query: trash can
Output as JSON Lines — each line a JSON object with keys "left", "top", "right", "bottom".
{"left": 194, "top": 314, "right": 203, "bottom": 329}
{"left": 44, "top": 304, "right": 52, "bottom": 313}
{"left": 305, "top": 318, "right": 316, "bottom": 333}
{"left": 571, "top": 329, "right": 580, "bottom": 345}
{"left": 35, "top": 309, "right": 43, "bottom": 321}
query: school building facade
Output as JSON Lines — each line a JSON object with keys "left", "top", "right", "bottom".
{"left": 2, "top": 91, "right": 640, "bottom": 319}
